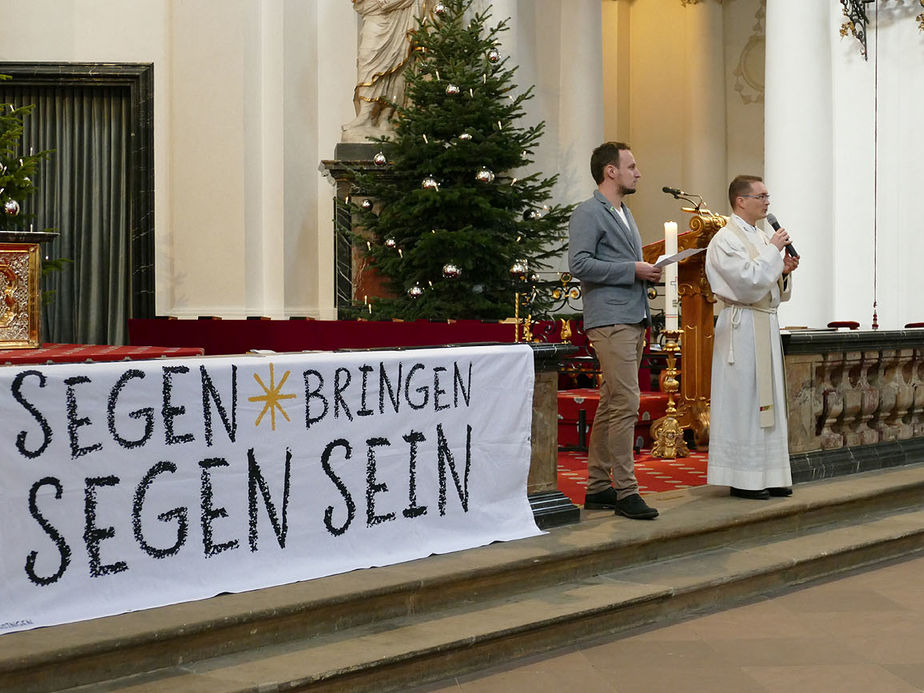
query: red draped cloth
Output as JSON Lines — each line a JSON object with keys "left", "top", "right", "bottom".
{"left": 0, "top": 344, "right": 204, "bottom": 365}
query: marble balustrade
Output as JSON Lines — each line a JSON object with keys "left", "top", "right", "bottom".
{"left": 783, "top": 329, "right": 924, "bottom": 481}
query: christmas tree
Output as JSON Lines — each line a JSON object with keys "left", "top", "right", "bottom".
{"left": 0, "top": 76, "right": 67, "bottom": 306}
{"left": 0, "top": 78, "right": 51, "bottom": 232}
{"left": 349, "top": 0, "right": 571, "bottom": 321}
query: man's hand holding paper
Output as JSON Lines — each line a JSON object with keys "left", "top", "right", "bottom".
{"left": 655, "top": 247, "right": 705, "bottom": 268}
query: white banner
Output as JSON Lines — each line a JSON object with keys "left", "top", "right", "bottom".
{"left": 0, "top": 344, "right": 539, "bottom": 635}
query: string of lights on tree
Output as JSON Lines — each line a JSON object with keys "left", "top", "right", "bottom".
{"left": 347, "top": 0, "right": 572, "bottom": 321}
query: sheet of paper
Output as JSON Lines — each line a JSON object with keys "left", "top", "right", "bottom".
{"left": 655, "top": 247, "right": 705, "bottom": 268}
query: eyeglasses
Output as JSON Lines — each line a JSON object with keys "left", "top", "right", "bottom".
{"left": 741, "top": 193, "right": 770, "bottom": 200}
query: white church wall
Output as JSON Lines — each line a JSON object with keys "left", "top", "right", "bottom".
{"left": 622, "top": 1, "right": 689, "bottom": 246}
{"left": 601, "top": 0, "right": 765, "bottom": 247}
{"left": 0, "top": 0, "right": 607, "bottom": 321}
{"left": 722, "top": 0, "right": 765, "bottom": 192}
{"left": 474, "top": 0, "right": 603, "bottom": 278}
{"left": 680, "top": 0, "right": 728, "bottom": 220}
{"left": 549, "top": 0, "right": 605, "bottom": 274}
{"left": 0, "top": 0, "right": 356, "bottom": 320}
{"left": 855, "top": 5, "right": 924, "bottom": 330}
{"left": 828, "top": 6, "right": 877, "bottom": 331}
{"left": 0, "top": 0, "right": 177, "bottom": 312}
{"left": 283, "top": 0, "right": 321, "bottom": 317}
{"left": 765, "top": 0, "right": 835, "bottom": 329}
{"left": 169, "top": 0, "right": 346, "bottom": 319}
{"left": 310, "top": 0, "right": 356, "bottom": 320}
{"left": 769, "top": 0, "right": 924, "bottom": 331}
{"left": 243, "top": 1, "right": 287, "bottom": 317}
{"left": 169, "top": 1, "right": 252, "bottom": 316}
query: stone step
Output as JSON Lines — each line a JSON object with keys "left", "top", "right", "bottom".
{"left": 3, "top": 463, "right": 923, "bottom": 693}
{"left": 81, "top": 508, "right": 924, "bottom": 693}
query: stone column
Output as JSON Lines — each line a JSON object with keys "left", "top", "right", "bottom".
{"left": 316, "top": 1, "right": 360, "bottom": 319}
{"left": 681, "top": 0, "right": 727, "bottom": 214}
{"left": 556, "top": 0, "right": 604, "bottom": 203}
{"left": 493, "top": 0, "right": 604, "bottom": 275}
{"left": 764, "top": 0, "right": 834, "bottom": 329}
{"left": 244, "top": 0, "right": 286, "bottom": 317}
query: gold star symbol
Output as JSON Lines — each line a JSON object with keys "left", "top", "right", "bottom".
{"left": 249, "top": 363, "right": 296, "bottom": 430}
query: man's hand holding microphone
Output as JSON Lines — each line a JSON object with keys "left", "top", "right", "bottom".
{"left": 767, "top": 213, "right": 799, "bottom": 275}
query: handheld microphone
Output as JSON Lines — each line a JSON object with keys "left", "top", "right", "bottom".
{"left": 662, "top": 186, "right": 685, "bottom": 198}
{"left": 766, "top": 213, "right": 798, "bottom": 257}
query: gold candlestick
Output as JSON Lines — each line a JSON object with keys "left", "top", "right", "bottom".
{"left": 651, "top": 329, "right": 689, "bottom": 458}
{"left": 512, "top": 287, "right": 535, "bottom": 343}
{"left": 514, "top": 291, "right": 521, "bottom": 342}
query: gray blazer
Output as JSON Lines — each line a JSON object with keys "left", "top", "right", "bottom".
{"left": 568, "top": 189, "right": 651, "bottom": 330}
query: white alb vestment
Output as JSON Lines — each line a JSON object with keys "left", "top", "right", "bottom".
{"left": 705, "top": 215, "right": 793, "bottom": 490}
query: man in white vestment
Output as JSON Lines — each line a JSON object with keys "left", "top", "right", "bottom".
{"left": 705, "top": 175, "right": 800, "bottom": 500}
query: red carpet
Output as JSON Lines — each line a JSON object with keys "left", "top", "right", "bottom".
{"left": 557, "top": 448, "right": 709, "bottom": 506}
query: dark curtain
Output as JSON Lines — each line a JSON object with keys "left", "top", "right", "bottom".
{"left": 1, "top": 84, "right": 131, "bottom": 345}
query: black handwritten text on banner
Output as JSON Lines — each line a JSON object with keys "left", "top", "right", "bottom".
{"left": 0, "top": 345, "right": 538, "bottom": 635}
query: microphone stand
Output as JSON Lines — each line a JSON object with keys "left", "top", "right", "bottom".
{"left": 667, "top": 191, "right": 707, "bottom": 214}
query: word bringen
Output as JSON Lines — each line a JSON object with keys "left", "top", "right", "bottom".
{"left": 10, "top": 360, "right": 474, "bottom": 461}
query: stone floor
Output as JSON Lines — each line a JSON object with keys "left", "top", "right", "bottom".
{"left": 414, "top": 553, "right": 924, "bottom": 692}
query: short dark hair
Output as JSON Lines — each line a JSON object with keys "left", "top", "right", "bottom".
{"left": 590, "top": 142, "right": 631, "bottom": 184}
{"left": 728, "top": 175, "right": 763, "bottom": 209}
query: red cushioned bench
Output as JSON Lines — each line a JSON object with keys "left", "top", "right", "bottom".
{"left": 557, "top": 388, "right": 669, "bottom": 452}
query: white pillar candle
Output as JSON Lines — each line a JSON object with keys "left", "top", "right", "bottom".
{"left": 664, "top": 221, "right": 679, "bottom": 331}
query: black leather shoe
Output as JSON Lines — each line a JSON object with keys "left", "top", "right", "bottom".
{"left": 614, "top": 493, "right": 659, "bottom": 520}
{"left": 730, "top": 487, "right": 770, "bottom": 500}
{"left": 584, "top": 486, "right": 620, "bottom": 509}
{"left": 767, "top": 487, "right": 793, "bottom": 497}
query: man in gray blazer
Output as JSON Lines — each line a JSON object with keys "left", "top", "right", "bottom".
{"left": 568, "top": 142, "right": 662, "bottom": 520}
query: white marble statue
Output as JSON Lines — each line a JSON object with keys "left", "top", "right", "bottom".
{"left": 342, "top": 0, "right": 425, "bottom": 143}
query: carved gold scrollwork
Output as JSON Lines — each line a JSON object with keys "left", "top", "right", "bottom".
{"left": 0, "top": 262, "right": 19, "bottom": 328}
{"left": 650, "top": 330, "right": 690, "bottom": 458}
{"left": 0, "top": 242, "right": 42, "bottom": 348}
{"left": 687, "top": 212, "right": 727, "bottom": 239}
{"left": 559, "top": 318, "right": 572, "bottom": 343}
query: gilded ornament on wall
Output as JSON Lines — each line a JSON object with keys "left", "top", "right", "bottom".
{"left": 841, "top": 0, "right": 924, "bottom": 59}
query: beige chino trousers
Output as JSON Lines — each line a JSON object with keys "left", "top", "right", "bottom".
{"left": 585, "top": 323, "right": 645, "bottom": 499}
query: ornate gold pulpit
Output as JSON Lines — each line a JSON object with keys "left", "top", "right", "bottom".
{"left": 0, "top": 231, "right": 57, "bottom": 349}
{"left": 642, "top": 212, "right": 726, "bottom": 447}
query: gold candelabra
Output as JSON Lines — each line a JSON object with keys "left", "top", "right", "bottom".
{"left": 513, "top": 290, "right": 534, "bottom": 343}
{"left": 650, "top": 329, "right": 689, "bottom": 458}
